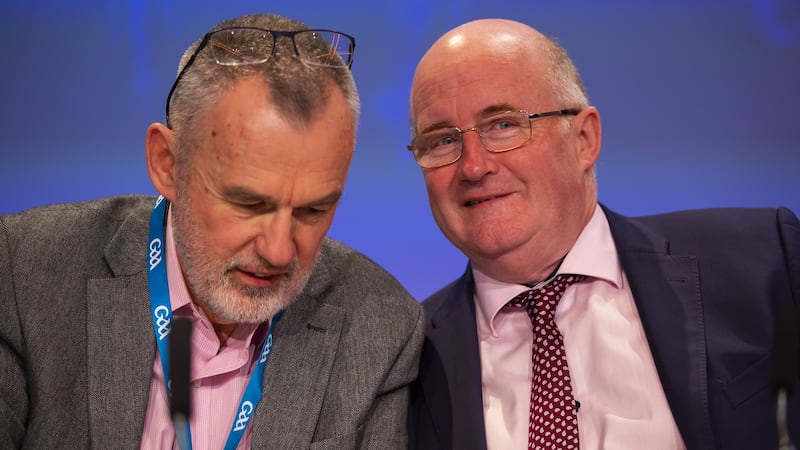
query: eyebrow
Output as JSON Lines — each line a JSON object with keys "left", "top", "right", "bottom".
{"left": 221, "top": 186, "right": 343, "bottom": 208}
{"left": 417, "top": 103, "right": 520, "bottom": 135}
{"left": 222, "top": 186, "right": 274, "bottom": 204}
{"left": 302, "top": 190, "right": 343, "bottom": 209}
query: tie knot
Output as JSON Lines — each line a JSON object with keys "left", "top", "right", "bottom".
{"left": 507, "top": 274, "right": 585, "bottom": 320}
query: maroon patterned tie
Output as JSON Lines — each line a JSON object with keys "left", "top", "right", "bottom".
{"left": 507, "top": 274, "right": 585, "bottom": 449}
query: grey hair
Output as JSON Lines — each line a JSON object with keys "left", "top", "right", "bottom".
{"left": 168, "top": 13, "right": 360, "bottom": 156}
{"left": 543, "top": 35, "right": 589, "bottom": 111}
{"left": 544, "top": 36, "right": 597, "bottom": 182}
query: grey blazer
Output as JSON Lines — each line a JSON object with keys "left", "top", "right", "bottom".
{"left": 0, "top": 195, "right": 425, "bottom": 449}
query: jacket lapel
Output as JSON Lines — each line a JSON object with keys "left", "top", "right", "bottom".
{"left": 422, "top": 269, "right": 488, "bottom": 450}
{"left": 604, "top": 206, "right": 715, "bottom": 450}
{"left": 249, "top": 255, "right": 346, "bottom": 448}
{"left": 86, "top": 205, "right": 155, "bottom": 448}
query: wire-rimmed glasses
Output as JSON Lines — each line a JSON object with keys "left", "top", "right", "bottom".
{"left": 407, "top": 109, "right": 580, "bottom": 169}
{"left": 165, "top": 27, "right": 355, "bottom": 127}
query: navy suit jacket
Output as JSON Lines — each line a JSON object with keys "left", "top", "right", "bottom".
{"left": 409, "top": 205, "right": 800, "bottom": 450}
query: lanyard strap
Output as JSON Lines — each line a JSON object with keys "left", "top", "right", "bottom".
{"left": 147, "top": 195, "right": 282, "bottom": 450}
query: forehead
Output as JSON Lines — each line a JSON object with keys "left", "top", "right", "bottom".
{"left": 207, "top": 75, "right": 352, "bottom": 142}
{"left": 190, "top": 76, "right": 354, "bottom": 192}
{"left": 411, "top": 36, "right": 553, "bottom": 128}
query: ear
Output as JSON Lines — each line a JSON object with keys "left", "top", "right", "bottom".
{"left": 145, "top": 123, "right": 178, "bottom": 201}
{"left": 572, "top": 106, "right": 602, "bottom": 171}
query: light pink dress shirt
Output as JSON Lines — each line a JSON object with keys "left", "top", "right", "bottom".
{"left": 140, "top": 210, "right": 263, "bottom": 450}
{"left": 474, "top": 205, "right": 686, "bottom": 450}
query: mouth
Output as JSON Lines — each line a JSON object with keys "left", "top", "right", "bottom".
{"left": 464, "top": 193, "right": 507, "bottom": 207}
{"left": 237, "top": 269, "right": 286, "bottom": 286}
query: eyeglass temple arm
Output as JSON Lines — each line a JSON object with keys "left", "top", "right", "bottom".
{"left": 528, "top": 109, "right": 581, "bottom": 120}
{"left": 165, "top": 33, "right": 213, "bottom": 127}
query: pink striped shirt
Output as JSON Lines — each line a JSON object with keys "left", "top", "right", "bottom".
{"left": 140, "top": 210, "right": 264, "bottom": 450}
{"left": 474, "top": 205, "right": 686, "bottom": 450}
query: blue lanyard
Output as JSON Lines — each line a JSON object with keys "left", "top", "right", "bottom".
{"left": 147, "top": 195, "right": 282, "bottom": 450}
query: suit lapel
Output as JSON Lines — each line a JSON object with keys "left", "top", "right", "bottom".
{"left": 249, "top": 255, "right": 346, "bottom": 448}
{"left": 86, "top": 204, "right": 155, "bottom": 448}
{"left": 604, "top": 206, "right": 715, "bottom": 450}
{"left": 422, "top": 269, "right": 488, "bottom": 450}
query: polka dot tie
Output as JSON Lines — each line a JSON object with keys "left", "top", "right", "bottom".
{"left": 506, "top": 274, "right": 585, "bottom": 449}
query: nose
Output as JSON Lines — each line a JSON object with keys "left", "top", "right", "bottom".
{"left": 457, "top": 129, "right": 497, "bottom": 181}
{"left": 253, "top": 210, "right": 296, "bottom": 269}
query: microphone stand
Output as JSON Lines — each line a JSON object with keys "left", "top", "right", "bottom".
{"left": 777, "top": 389, "right": 795, "bottom": 450}
{"left": 170, "top": 317, "right": 193, "bottom": 450}
{"left": 773, "top": 303, "right": 798, "bottom": 450}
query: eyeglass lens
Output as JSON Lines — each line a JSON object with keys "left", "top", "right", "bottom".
{"left": 208, "top": 28, "right": 353, "bottom": 68}
{"left": 413, "top": 111, "right": 532, "bottom": 166}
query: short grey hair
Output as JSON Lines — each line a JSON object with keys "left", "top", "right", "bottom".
{"left": 543, "top": 35, "right": 589, "bottom": 110}
{"left": 168, "top": 13, "right": 360, "bottom": 155}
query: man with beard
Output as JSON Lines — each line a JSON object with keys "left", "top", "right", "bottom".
{"left": 0, "top": 13, "right": 423, "bottom": 449}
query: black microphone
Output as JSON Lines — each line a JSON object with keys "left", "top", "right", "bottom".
{"left": 772, "top": 303, "right": 798, "bottom": 450}
{"left": 169, "top": 317, "right": 193, "bottom": 450}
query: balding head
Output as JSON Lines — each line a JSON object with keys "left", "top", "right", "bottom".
{"left": 419, "top": 18, "right": 549, "bottom": 66}
{"left": 410, "top": 19, "right": 587, "bottom": 133}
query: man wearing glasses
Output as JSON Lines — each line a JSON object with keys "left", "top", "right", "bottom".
{"left": 406, "top": 18, "right": 800, "bottom": 450}
{"left": 0, "top": 13, "right": 423, "bottom": 449}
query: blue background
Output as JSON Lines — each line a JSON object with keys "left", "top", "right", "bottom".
{"left": 2, "top": 1, "right": 798, "bottom": 301}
